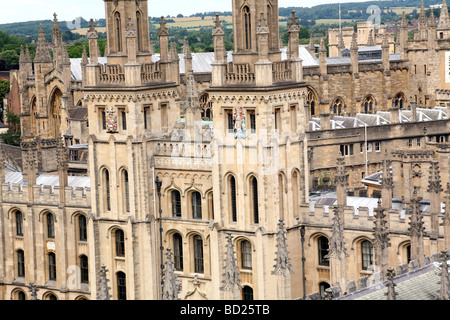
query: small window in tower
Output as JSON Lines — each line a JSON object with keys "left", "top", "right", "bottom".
{"left": 248, "top": 110, "right": 256, "bottom": 133}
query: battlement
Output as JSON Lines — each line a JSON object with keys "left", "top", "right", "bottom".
{"left": 299, "top": 203, "right": 439, "bottom": 236}
{"left": 1, "top": 183, "right": 91, "bottom": 208}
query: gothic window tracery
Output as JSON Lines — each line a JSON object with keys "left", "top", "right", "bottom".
{"left": 362, "top": 95, "right": 375, "bottom": 114}
{"left": 200, "top": 93, "right": 213, "bottom": 121}
{"left": 115, "top": 12, "right": 122, "bottom": 52}
{"left": 307, "top": 88, "right": 318, "bottom": 118}
{"left": 331, "top": 98, "right": 345, "bottom": 116}
{"left": 243, "top": 6, "right": 252, "bottom": 50}
{"left": 393, "top": 93, "right": 406, "bottom": 109}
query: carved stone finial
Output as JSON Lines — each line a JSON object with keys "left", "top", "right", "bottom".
{"left": 97, "top": 264, "right": 111, "bottom": 300}
{"left": 288, "top": 11, "right": 300, "bottom": 33}
{"left": 158, "top": 16, "right": 169, "bottom": 36}
{"left": 272, "top": 219, "right": 293, "bottom": 276}
{"left": 427, "top": 162, "right": 443, "bottom": 194}
{"left": 385, "top": 268, "right": 398, "bottom": 300}
{"left": 220, "top": 233, "right": 242, "bottom": 297}
{"left": 438, "top": 251, "right": 449, "bottom": 300}
{"left": 28, "top": 283, "right": 40, "bottom": 300}
{"left": 326, "top": 208, "right": 348, "bottom": 260}
{"left": 162, "top": 248, "right": 180, "bottom": 300}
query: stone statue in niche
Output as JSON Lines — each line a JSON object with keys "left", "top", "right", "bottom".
{"left": 234, "top": 106, "right": 246, "bottom": 139}
{"left": 106, "top": 106, "right": 118, "bottom": 133}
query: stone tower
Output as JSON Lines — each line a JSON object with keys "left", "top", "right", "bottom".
{"left": 83, "top": 0, "right": 180, "bottom": 300}
{"left": 103, "top": 0, "right": 152, "bottom": 65}
{"left": 208, "top": 1, "right": 308, "bottom": 299}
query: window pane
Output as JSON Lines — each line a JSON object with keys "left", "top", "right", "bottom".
{"left": 47, "top": 214, "right": 55, "bottom": 239}
{"left": 49, "top": 253, "right": 56, "bottom": 281}
{"left": 116, "top": 230, "right": 125, "bottom": 257}
{"left": 117, "top": 272, "right": 127, "bottom": 300}
{"left": 79, "top": 215, "right": 87, "bottom": 241}
{"left": 172, "top": 191, "right": 182, "bottom": 217}
{"left": 243, "top": 286, "right": 253, "bottom": 300}
{"left": 192, "top": 192, "right": 202, "bottom": 219}
{"left": 230, "top": 177, "right": 237, "bottom": 222}
{"left": 194, "top": 236, "right": 204, "bottom": 273}
{"left": 241, "top": 241, "right": 252, "bottom": 270}
{"left": 16, "top": 212, "right": 23, "bottom": 236}
{"left": 318, "top": 237, "right": 329, "bottom": 266}
{"left": 173, "top": 234, "right": 183, "bottom": 271}
{"left": 17, "top": 250, "right": 25, "bottom": 277}
{"left": 80, "top": 255, "right": 89, "bottom": 283}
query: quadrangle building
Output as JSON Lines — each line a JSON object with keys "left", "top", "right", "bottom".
{"left": 1, "top": 0, "right": 450, "bottom": 300}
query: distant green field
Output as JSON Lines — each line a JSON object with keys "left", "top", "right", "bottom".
{"left": 316, "top": 18, "right": 358, "bottom": 25}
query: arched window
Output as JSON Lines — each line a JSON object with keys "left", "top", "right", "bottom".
{"left": 229, "top": 176, "right": 237, "bottom": 222}
{"left": 117, "top": 272, "right": 127, "bottom": 300}
{"left": 121, "top": 170, "right": 130, "bottom": 213}
{"left": 250, "top": 176, "right": 259, "bottom": 224}
{"left": 332, "top": 98, "right": 344, "bottom": 115}
{"left": 318, "top": 236, "right": 329, "bottom": 266}
{"left": 361, "top": 240, "right": 374, "bottom": 271}
{"left": 243, "top": 6, "right": 252, "bottom": 50}
{"left": 78, "top": 215, "right": 87, "bottom": 242}
{"left": 278, "top": 174, "right": 285, "bottom": 220}
{"left": 80, "top": 255, "right": 89, "bottom": 284}
{"left": 47, "top": 294, "right": 58, "bottom": 300}
{"left": 15, "top": 211, "right": 23, "bottom": 237}
{"left": 46, "top": 213, "right": 55, "bottom": 239}
{"left": 16, "top": 291, "right": 26, "bottom": 300}
{"left": 393, "top": 93, "right": 406, "bottom": 109}
{"left": 115, "top": 12, "right": 122, "bottom": 52}
{"left": 136, "top": 11, "right": 142, "bottom": 51}
{"left": 17, "top": 250, "right": 25, "bottom": 278}
{"left": 50, "top": 89, "right": 62, "bottom": 138}
{"left": 193, "top": 235, "right": 204, "bottom": 274}
{"left": 292, "top": 171, "right": 300, "bottom": 216}
{"left": 406, "top": 244, "right": 411, "bottom": 263}
{"left": 173, "top": 233, "right": 183, "bottom": 271}
{"left": 48, "top": 252, "right": 56, "bottom": 281}
{"left": 171, "top": 190, "right": 182, "bottom": 218}
{"left": 319, "top": 282, "right": 331, "bottom": 298}
{"left": 242, "top": 286, "right": 254, "bottom": 300}
{"left": 192, "top": 191, "right": 202, "bottom": 219}
{"left": 115, "top": 229, "right": 125, "bottom": 257}
{"left": 103, "top": 168, "right": 111, "bottom": 212}
{"left": 200, "top": 93, "right": 213, "bottom": 121}
{"left": 307, "top": 88, "right": 318, "bottom": 118}
{"left": 240, "top": 240, "right": 252, "bottom": 270}
{"left": 363, "top": 96, "right": 375, "bottom": 114}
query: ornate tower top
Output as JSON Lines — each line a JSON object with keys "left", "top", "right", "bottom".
{"left": 97, "top": 265, "right": 111, "bottom": 300}
{"left": 34, "top": 25, "right": 52, "bottom": 64}
{"left": 439, "top": 0, "right": 450, "bottom": 30}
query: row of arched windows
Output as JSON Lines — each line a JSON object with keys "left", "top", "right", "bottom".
{"left": 307, "top": 88, "right": 407, "bottom": 118}
{"left": 113, "top": 10, "right": 145, "bottom": 53}
{"left": 13, "top": 210, "right": 87, "bottom": 242}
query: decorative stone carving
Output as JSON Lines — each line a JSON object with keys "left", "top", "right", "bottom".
{"left": 106, "top": 106, "right": 118, "bottom": 133}
{"left": 234, "top": 107, "right": 246, "bottom": 139}
{"left": 220, "top": 234, "right": 242, "bottom": 299}
{"left": 97, "top": 265, "right": 111, "bottom": 300}
{"left": 162, "top": 248, "right": 179, "bottom": 300}
{"left": 272, "top": 219, "right": 293, "bottom": 276}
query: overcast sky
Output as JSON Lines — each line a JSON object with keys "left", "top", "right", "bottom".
{"left": 0, "top": 0, "right": 374, "bottom": 24}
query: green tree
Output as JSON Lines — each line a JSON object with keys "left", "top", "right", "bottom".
{"left": 0, "top": 110, "right": 20, "bottom": 146}
{"left": 0, "top": 50, "right": 19, "bottom": 70}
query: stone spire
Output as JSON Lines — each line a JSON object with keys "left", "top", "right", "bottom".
{"left": 96, "top": 265, "right": 111, "bottom": 300}
{"left": 28, "top": 283, "right": 40, "bottom": 300}
{"left": 52, "top": 13, "right": 62, "bottom": 47}
{"left": 439, "top": 0, "right": 450, "bottom": 30}
{"left": 308, "top": 36, "right": 316, "bottom": 57}
{"left": 287, "top": 11, "right": 300, "bottom": 60}
{"left": 373, "top": 200, "right": 391, "bottom": 280}
{"left": 162, "top": 248, "right": 179, "bottom": 300}
{"left": 428, "top": 162, "right": 443, "bottom": 239}
{"left": 212, "top": 14, "right": 226, "bottom": 62}
{"left": 418, "top": 1, "right": 428, "bottom": 39}
{"left": 319, "top": 37, "right": 327, "bottom": 75}
{"left": 444, "top": 184, "right": 450, "bottom": 250}
{"left": 429, "top": 7, "right": 437, "bottom": 29}
{"left": 408, "top": 191, "right": 426, "bottom": 266}
{"left": 385, "top": 268, "right": 398, "bottom": 300}
{"left": 401, "top": 11, "right": 408, "bottom": 29}
{"left": 381, "top": 150, "right": 393, "bottom": 209}
{"left": 337, "top": 32, "right": 345, "bottom": 56}
{"left": 350, "top": 32, "right": 359, "bottom": 74}
{"left": 158, "top": 17, "right": 170, "bottom": 63}
{"left": 170, "top": 43, "right": 179, "bottom": 62}
{"left": 81, "top": 45, "right": 89, "bottom": 66}
{"left": 367, "top": 29, "right": 375, "bottom": 46}
{"left": 220, "top": 233, "right": 242, "bottom": 300}
{"left": 87, "top": 19, "right": 99, "bottom": 65}
{"left": 272, "top": 219, "right": 293, "bottom": 300}
{"left": 335, "top": 152, "right": 348, "bottom": 210}
{"left": 326, "top": 207, "right": 349, "bottom": 291}
{"left": 34, "top": 24, "right": 52, "bottom": 63}
{"left": 438, "top": 251, "right": 449, "bottom": 300}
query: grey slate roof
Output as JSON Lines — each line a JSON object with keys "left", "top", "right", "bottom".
{"left": 4, "top": 171, "right": 91, "bottom": 189}
{"left": 337, "top": 260, "right": 449, "bottom": 300}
